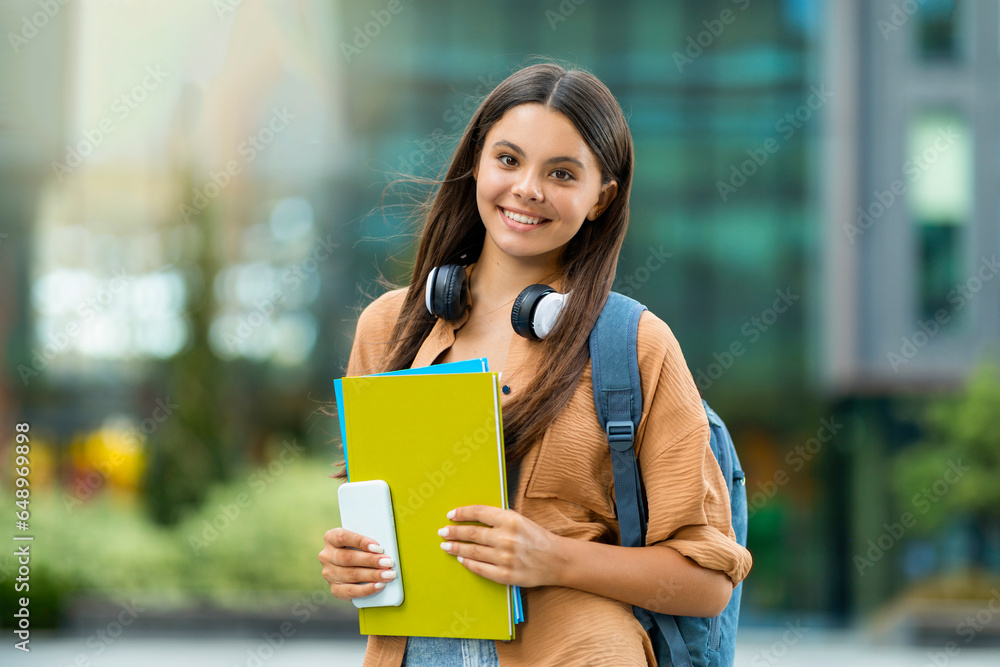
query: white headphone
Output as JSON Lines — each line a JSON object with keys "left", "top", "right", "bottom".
{"left": 425, "top": 264, "right": 569, "bottom": 340}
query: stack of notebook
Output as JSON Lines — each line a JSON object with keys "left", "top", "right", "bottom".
{"left": 333, "top": 358, "right": 525, "bottom": 640}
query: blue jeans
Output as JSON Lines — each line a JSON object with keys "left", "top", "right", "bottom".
{"left": 401, "top": 636, "right": 500, "bottom": 666}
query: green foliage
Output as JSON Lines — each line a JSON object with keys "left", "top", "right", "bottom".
{"left": 177, "top": 458, "right": 341, "bottom": 598}
{"left": 893, "top": 362, "right": 1000, "bottom": 532}
{"left": 1, "top": 457, "right": 345, "bottom": 624}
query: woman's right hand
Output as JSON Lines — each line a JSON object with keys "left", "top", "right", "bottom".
{"left": 319, "top": 528, "right": 397, "bottom": 601}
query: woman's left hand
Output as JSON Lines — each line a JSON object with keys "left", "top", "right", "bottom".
{"left": 438, "top": 505, "right": 567, "bottom": 588}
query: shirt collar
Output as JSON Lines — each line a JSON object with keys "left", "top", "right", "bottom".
{"left": 411, "top": 261, "right": 561, "bottom": 372}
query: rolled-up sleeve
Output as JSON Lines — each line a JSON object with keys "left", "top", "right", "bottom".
{"left": 345, "top": 288, "right": 408, "bottom": 377}
{"left": 634, "top": 312, "right": 753, "bottom": 586}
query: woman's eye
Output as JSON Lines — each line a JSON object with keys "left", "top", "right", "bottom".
{"left": 552, "top": 169, "right": 573, "bottom": 181}
{"left": 499, "top": 154, "right": 517, "bottom": 167}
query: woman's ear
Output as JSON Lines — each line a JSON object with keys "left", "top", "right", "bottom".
{"left": 587, "top": 180, "right": 618, "bottom": 220}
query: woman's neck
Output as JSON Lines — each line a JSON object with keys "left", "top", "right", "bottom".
{"left": 469, "top": 246, "right": 565, "bottom": 314}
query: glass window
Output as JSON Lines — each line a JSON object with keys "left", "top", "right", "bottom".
{"left": 916, "top": 0, "right": 960, "bottom": 62}
{"left": 908, "top": 109, "right": 971, "bottom": 321}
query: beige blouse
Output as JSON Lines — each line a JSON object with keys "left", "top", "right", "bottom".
{"left": 344, "top": 284, "right": 752, "bottom": 667}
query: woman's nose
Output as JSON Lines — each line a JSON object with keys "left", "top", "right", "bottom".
{"left": 511, "top": 170, "right": 543, "bottom": 201}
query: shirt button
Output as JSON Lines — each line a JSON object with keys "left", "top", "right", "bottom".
{"left": 502, "top": 385, "right": 511, "bottom": 394}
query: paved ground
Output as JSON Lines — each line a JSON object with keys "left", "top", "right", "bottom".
{"left": 3, "top": 629, "right": 1000, "bottom": 665}
{"left": 734, "top": 628, "right": 1000, "bottom": 667}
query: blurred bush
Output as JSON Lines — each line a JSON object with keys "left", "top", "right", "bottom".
{"left": 1, "top": 456, "right": 344, "bottom": 627}
{"left": 893, "top": 360, "right": 1000, "bottom": 564}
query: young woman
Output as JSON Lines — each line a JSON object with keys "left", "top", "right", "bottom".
{"left": 319, "top": 61, "right": 752, "bottom": 666}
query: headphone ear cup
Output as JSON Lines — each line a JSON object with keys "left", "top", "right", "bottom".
{"left": 430, "top": 264, "right": 469, "bottom": 322}
{"left": 425, "top": 266, "right": 439, "bottom": 317}
{"left": 511, "top": 284, "right": 556, "bottom": 340}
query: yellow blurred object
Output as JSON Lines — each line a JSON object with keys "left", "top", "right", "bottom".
{"left": 68, "top": 419, "right": 147, "bottom": 498}
{"left": 27, "top": 436, "right": 57, "bottom": 489}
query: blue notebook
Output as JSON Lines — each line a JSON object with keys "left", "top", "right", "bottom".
{"left": 334, "top": 357, "right": 524, "bottom": 625}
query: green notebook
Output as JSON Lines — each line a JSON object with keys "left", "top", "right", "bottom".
{"left": 341, "top": 371, "right": 515, "bottom": 640}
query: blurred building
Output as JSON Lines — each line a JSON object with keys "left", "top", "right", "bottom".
{"left": 821, "top": 0, "right": 1000, "bottom": 616}
{"left": 823, "top": 0, "right": 996, "bottom": 393}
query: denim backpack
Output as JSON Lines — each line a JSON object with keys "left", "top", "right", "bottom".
{"left": 589, "top": 292, "right": 748, "bottom": 667}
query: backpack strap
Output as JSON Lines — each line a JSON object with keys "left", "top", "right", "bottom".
{"left": 590, "top": 291, "right": 695, "bottom": 667}
{"left": 589, "top": 292, "right": 648, "bottom": 548}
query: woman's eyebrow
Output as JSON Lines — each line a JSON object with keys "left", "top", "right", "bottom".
{"left": 491, "top": 140, "right": 585, "bottom": 169}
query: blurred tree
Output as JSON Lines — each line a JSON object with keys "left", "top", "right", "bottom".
{"left": 893, "top": 360, "right": 1000, "bottom": 565}
{"left": 142, "top": 165, "right": 234, "bottom": 525}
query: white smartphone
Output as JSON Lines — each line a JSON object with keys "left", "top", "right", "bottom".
{"left": 337, "top": 479, "right": 404, "bottom": 608}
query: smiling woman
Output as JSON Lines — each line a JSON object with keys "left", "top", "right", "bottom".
{"left": 319, "top": 60, "right": 751, "bottom": 667}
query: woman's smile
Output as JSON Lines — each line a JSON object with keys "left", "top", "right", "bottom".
{"left": 498, "top": 205, "right": 551, "bottom": 229}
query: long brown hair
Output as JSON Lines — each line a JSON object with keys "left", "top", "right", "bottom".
{"left": 333, "top": 60, "right": 634, "bottom": 479}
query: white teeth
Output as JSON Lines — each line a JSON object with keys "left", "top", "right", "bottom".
{"left": 502, "top": 208, "right": 543, "bottom": 225}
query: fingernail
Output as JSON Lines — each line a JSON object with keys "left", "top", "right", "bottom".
{"left": 447, "top": 509, "right": 456, "bottom": 519}
{"left": 440, "top": 542, "right": 452, "bottom": 552}
{"left": 381, "top": 570, "right": 397, "bottom": 580}
{"left": 367, "top": 544, "right": 384, "bottom": 554}
{"left": 374, "top": 582, "right": 386, "bottom": 590}
{"left": 438, "top": 527, "right": 449, "bottom": 537}
{"left": 378, "top": 557, "right": 394, "bottom": 568}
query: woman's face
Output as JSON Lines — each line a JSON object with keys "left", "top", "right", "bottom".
{"left": 473, "top": 103, "right": 617, "bottom": 268}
